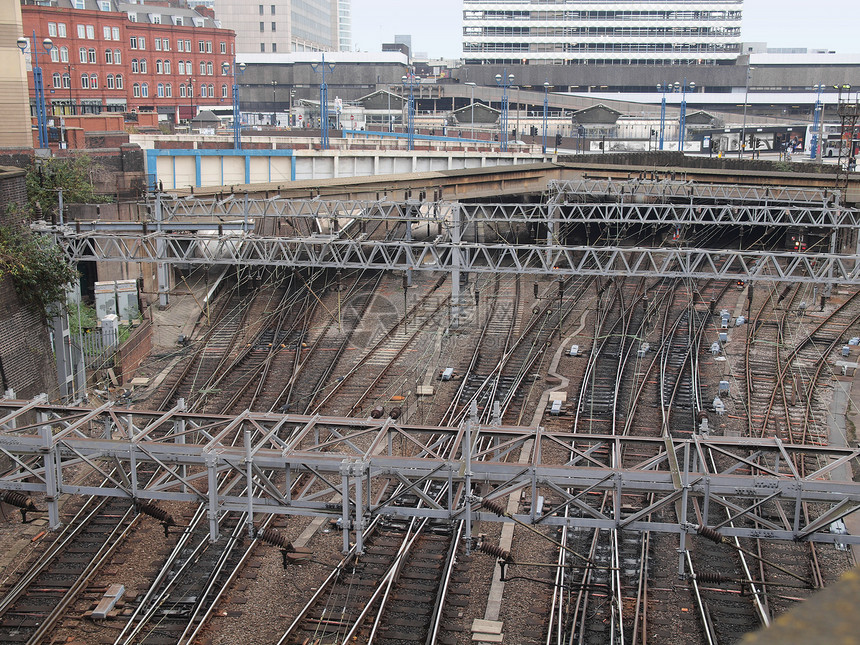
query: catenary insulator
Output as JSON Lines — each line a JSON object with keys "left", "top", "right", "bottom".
{"left": 697, "top": 525, "right": 724, "bottom": 544}
{"left": 478, "top": 542, "right": 512, "bottom": 562}
{"left": 1, "top": 491, "right": 36, "bottom": 510}
{"left": 481, "top": 498, "right": 507, "bottom": 517}
{"left": 138, "top": 500, "right": 175, "bottom": 526}
{"left": 697, "top": 571, "right": 729, "bottom": 584}
{"left": 257, "top": 526, "right": 290, "bottom": 549}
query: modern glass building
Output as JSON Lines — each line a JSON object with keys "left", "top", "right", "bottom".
{"left": 462, "top": 0, "right": 743, "bottom": 66}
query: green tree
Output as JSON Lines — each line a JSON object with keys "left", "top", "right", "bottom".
{"left": 0, "top": 219, "right": 78, "bottom": 318}
{"left": 25, "top": 155, "right": 112, "bottom": 220}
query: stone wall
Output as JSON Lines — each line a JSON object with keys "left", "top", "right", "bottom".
{"left": 0, "top": 166, "right": 58, "bottom": 399}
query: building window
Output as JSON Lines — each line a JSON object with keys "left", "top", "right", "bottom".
{"left": 199, "top": 61, "right": 206, "bottom": 75}
{"left": 200, "top": 84, "right": 207, "bottom": 98}
{"left": 157, "top": 83, "right": 164, "bottom": 97}
{"left": 48, "top": 23, "right": 57, "bottom": 37}
{"left": 259, "top": 4, "right": 263, "bottom": 14}
{"left": 113, "top": 49, "right": 121, "bottom": 64}
{"left": 112, "top": 27, "right": 119, "bottom": 40}
{"left": 88, "top": 48, "right": 96, "bottom": 63}
{"left": 86, "top": 25, "right": 95, "bottom": 39}
{"left": 62, "top": 73, "right": 70, "bottom": 88}
{"left": 131, "top": 58, "right": 139, "bottom": 73}
{"left": 178, "top": 60, "right": 185, "bottom": 75}
{"left": 58, "top": 23, "right": 66, "bottom": 37}
{"left": 99, "top": 1, "right": 110, "bottom": 11}
{"left": 272, "top": 43, "right": 276, "bottom": 52}
{"left": 198, "top": 40, "right": 205, "bottom": 53}
{"left": 128, "top": 12, "right": 136, "bottom": 22}
{"left": 79, "top": 48, "right": 87, "bottom": 63}
{"left": 271, "top": 4, "right": 275, "bottom": 13}
{"left": 73, "top": 0, "right": 84, "bottom": 8}
{"left": 174, "top": 16, "right": 183, "bottom": 26}
{"left": 260, "top": 22, "right": 264, "bottom": 32}
{"left": 133, "top": 83, "right": 140, "bottom": 97}
{"left": 105, "top": 49, "right": 113, "bottom": 64}
{"left": 155, "top": 39, "right": 161, "bottom": 51}
{"left": 103, "top": 26, "right": 111, "bottom": 40}
{"left": 139, "top": 37, "right": 145, "bottom": 50}
{"left": 52, "top": 72, "right": 61, "bottom": 87}
{"left": 141, "top": 82, "right": 148, "bottom": 97}
{"left": 77, "top": 25, "right": 86, "bottom": 38}
{"left": 206, "top": 61, "right": 213, "bottom": 75}
{"left": 115, "top": 74, "right": 122, "bottom": 89}
{"left": 260, "top": 43, "right": 265, "bottom": 52}
{"left": 162, "top": 38, "right": 169, "bottom": 51}
{"left": 50, "top": 47, "right": 59, "bottom": 62}
{"left": 271, "top": 22, "right": 276, "bottom": 32}
{"left": 106, "top": 74, "right": 114, "bottom": 89}
{"left": 156, "top": 59, "right": 163, "bottom": 73}
{"left": 186, "top": 59, "right": 192, "bottom": 72}
{"left": 206, "top": 41, "right": 212, "bottom": 53}
{"left": 221, "top": 83, "right": 228, "bottom": 97}
{"left": 139, "top": 59, "right": 147, "bottom": 73}
{"left": 163, "top": 60, "right": 170, "bottom": 74}
{"left": 151, "top": 14, "right": 161, "bottom": 24}
{"left": 60, "top": 46, "right": 68, "bottom": 63}
{"left": 165, "top": 83, "right": 172, "bottom": 97}
{"left": 130, "top": 36, "right": 137, "bottom": 49}
{"left": 90, "top": 74, "right": 98, "bottom": 89}
{"left": 179, "top": 83, "right": 186, "bottom": 98}
{"left": 220, "top": 41, "right": 226, "bottom": 54}
{"left": 208, "top": 83, "right": 214, "bottom": 96}
{"left": 177, "top": 39, "right": 184, "bottom": 52}
{"left": 81, "top": 74, "right": 89, "bottom": 89}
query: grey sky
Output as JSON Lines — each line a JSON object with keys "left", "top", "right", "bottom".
{"left": 350, "top": 0, "right": 857, "bottom": 59}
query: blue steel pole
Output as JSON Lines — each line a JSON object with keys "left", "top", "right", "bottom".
{"left": 496, "top": 69, "right": 512, "bottom": 152}
{"left": 811, "top": 84, "right": 823, "bottom": 160}
{"left": 542, "top": 81, "right": 548, "bottom": 154}
{"left": 678, "top": 77, "right": 687, "bottom": 150}
{"left": 33, "top": 31, "right": 48, "bottom": 149}
{"left": 407, "top": 79, "right": 414, "bottom": 151}
{"left": 658, "top": 85, "right": 666, "bottom": 150}
{"left": 313, "top": 54, "right": 334, "bottom": 150}
{"left": 26, "top": 30, "right": 51, "bottom": 149}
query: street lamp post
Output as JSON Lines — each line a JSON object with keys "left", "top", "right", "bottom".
{"left": 271, "top": 80, "right": 276, "bottom": 127}
{"left": 17, "top": 32, "right": 54, "bottom": 149}
{"left": 187, "top": 77, "right": 195, "bottom": 125}
{"left": 65, "top": 64, "right": 74, "bottom": 115}
{"left": 542, "top": 80, "right": 549, "bottom": 154}
{"left": 740, "top": 67, "right": 753, "bottom": 158}
{"left": 311, "top": 54, "right": 335, "bottom": 150}
{"left": 465, "top": 81, "right": 476, "bottom": 140}
{"left": 677, "top": 78, "right": 695, "bottom": 151}
{"left": 656, "top": 83, "right": 668, "bottom": 150}
{"left": 401, "top": 70, "right": 418, "bottom": 151}
{"left": 811, "top": 83, "right": 825, "bottom": 160}
{"left": 221, "top": 60, "right": 246, "bottom": 149}
{"left": 494, "top": 70, "right": 514, "bottom": 152}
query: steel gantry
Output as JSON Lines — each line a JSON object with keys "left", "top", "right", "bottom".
{"left": 3, "top": 398, "right": 860, "bottom": 559}
{"left": 33, "top": 178, "right": 860, "bottom": 318}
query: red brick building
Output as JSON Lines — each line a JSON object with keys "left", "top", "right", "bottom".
{"left": 20, "top": 0, "right": 235, "bottom": 123}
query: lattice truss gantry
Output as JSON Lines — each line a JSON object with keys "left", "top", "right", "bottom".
{"left": 35, "top": 179, "right": 860, "bottom": 286}
{"left": 2, "top": 398, "right": 860, "bottom": 552}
